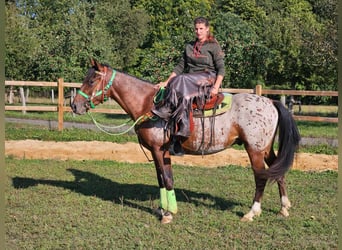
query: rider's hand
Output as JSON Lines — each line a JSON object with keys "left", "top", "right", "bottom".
{"left": 210, "top": 85, "right": 219, "bottom": 97}
{"left": 154, "top": 81, "right": 167, "bottom": 89}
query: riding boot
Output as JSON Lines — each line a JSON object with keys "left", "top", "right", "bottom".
{"left": 175, "top": 117, "right": 191, "bottom": 138}
{"left": 151, "top": 104, "right": 172, "bottom": 120}
{"left": 169, "top": 137, "right": 185, "bottom": 156}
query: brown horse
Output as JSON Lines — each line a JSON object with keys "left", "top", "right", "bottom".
{"left": 71, "top": 59, "right": 301, "bottom": 224}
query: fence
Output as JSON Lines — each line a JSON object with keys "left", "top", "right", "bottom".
{"left": 5, "top": 79, "right": 338, "bottom": 131}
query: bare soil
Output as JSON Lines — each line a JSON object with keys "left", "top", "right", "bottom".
{"left": 5, "top": 140, "right": 337, "bottom": 172}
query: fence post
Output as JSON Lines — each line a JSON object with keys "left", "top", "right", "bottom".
{"left": 19, "top": 87, "right": 26, "bottom": 114}
{"left": 280, "top": 95, "right": 286, "bottom": 106}
{"left": 255, "top": 84, "right": 262, "bottom": 95}
{"left": 58, "top": 78, "right": 64, "bottom": 131}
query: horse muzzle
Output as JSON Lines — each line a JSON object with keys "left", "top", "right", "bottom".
{"left": 71, "top": 101, "right": 88, "bottom": 115}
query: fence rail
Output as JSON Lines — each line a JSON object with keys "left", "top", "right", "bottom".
{"left": 5, "top": 79, "right": 338, "bottom": 130}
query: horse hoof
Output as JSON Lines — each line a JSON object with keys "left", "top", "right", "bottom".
{"left": 240, "top": 216, "right": 253, "bottom": 222}
{"left": 278, "top": 207, "right": 290, "bottom": 217}
{"left": 161, "top": 212, "right": 173, "bottom": 224}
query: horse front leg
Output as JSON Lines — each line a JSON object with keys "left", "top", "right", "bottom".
{"left": 152, "top": 148, "right": 178, "bottom": 224}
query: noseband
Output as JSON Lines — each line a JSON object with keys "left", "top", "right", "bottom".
{"left": 78, "top": 67, "right": 116, "bottom": 108}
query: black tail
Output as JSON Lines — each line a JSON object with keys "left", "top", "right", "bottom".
{"left": 268, "top": 101, "right": 301, "bottom": 181}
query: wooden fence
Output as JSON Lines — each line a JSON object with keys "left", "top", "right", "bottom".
{"left": 5, "top": 79, "right": 338, "bottom": 131}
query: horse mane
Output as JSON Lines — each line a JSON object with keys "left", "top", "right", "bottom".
{"left": 116, "top": 69, "right": 155, "bottom": 86}
{"left": 96, "top": 63, "right": 155, "bottom": 86}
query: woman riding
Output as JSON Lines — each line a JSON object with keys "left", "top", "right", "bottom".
{"left": 152, "top": 17, "right": 225, "bottom": 153}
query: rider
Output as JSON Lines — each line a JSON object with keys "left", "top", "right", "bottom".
{"left": 152, "top": 17, "right": 225, "bottom": 154}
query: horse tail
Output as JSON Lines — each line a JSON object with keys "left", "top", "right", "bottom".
{"left": 268, "top": 100, "right": 301, "bottom": 181}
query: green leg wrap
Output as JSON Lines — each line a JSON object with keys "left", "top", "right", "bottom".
{"left": 159, "top": 188, "right": 168, "bottom": 210}
{"left": 167, "top": 189, "right": 178, "bottom": 214}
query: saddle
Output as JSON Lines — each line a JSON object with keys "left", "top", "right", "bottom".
{"left": 189, "top": 92, "right": 232, "bottom": 132}
{"left": 192, "top": 92, "right": 225, "bottom": 111}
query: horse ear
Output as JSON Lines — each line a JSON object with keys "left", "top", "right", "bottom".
{"left": 90, "top": 57, "right": 96, "bottom": 66}
{"left": 89, "top": 58, "right": 103, "bottom": 71}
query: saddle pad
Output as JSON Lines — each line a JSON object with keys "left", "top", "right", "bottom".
{"left": 193, "top": 93, "right": 232, "bottom": 118}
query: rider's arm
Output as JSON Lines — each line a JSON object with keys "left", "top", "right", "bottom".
{"left": 156, "top": 49, "right": 186, "bottom": 88}
{"left": 159, "top": 72, "right": 177, "bottom": 88}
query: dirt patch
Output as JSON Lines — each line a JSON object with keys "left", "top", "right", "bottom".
{"left": 5, "top": 140, "right": 337, "bottom": 172}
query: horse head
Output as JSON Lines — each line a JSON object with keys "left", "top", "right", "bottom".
{"left": 71, "top": 58, "right": 116, "bottom": 114}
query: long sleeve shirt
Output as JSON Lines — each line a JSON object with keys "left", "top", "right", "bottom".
{"left": 173, "top": 40, "right": 225, "bottom": 77}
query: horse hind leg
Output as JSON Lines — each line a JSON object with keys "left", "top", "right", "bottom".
{"left": 277, "top": 176, "right": 291, "bottom": 217}
{"left": 265, "top": 148, "right": 291, "bottom": 217}
{"left": 241, "top": 150, "right": 267, "bottom": 222}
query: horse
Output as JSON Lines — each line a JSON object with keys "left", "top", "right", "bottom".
{"left": 71, "top": 59, "right": 301, "bottom": 224}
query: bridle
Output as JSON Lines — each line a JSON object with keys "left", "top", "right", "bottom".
{"left": 77, "top": 66, "right": 116, "bottom": 108}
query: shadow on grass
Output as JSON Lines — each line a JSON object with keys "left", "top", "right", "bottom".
{"left": 12, "top": 168, "right": 243, "bottom": 218}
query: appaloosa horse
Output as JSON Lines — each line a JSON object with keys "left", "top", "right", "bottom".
{"left": 71, "top": 59, "right": 300, "bottom": 224}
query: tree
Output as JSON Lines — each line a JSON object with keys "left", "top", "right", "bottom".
{"left": 214, "top": 12, "right": 270, "bottom": 88}
{"left": 5, "top": 1, "right": 40, "bottom": 80}
{"left": 5, "top": 0, "right": 150, "bottom": 82}
{"left": 128, "top": 0, "right": 214, "bottom": 83}
{"left": 259, "top": 0, "right": 337, "bottom": 94}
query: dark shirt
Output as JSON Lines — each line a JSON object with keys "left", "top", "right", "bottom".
{"left": 173, "top": 40, "right": 225, "bottom": 77}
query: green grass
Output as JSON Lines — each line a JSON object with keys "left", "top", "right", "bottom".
{"left": 5, "top": 122, "right": 138, "bottom": 143}
{"left": 296, "top": 121, "right": 337, "bottom": 139}
{"left": 5, "top": 103, "right": 338, "bottom": 139}
{"left": 6, "top": 158, "right": 337, "bottom": 249}
{"left": 5, "top": 120, "right": 337, "bottom": 155}
{"left": 5, "top": 102, "right": 338, "bottom": 155}
{"left": 5, "top": 108, "right": 130, "bottom": 125}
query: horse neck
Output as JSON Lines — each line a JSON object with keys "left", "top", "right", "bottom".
{"left": 109, "top": 72, "right": 156, "bottom": 120}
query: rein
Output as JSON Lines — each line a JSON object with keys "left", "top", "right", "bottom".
{"left": 87, "top": 110, "right": 157, "bottom": 136}
{"left": 87, "top": 112, "right": 144, "bottom": 136}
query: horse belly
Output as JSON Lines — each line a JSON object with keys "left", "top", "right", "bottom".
{"left": 182, "top": 112, "right": 234, "bottom": 155}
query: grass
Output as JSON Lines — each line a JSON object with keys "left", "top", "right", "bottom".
{"left": 5, "top": 103, "right": 338, "bottom": 138}
{"left": 5, "top": 120, "right": 338, "bottom": 155}
{"left": 6, "top": 158, "right": 337, "bottom": 249}
{"left": 5, "top": 102, "right": 338, "bottom": 248}
{"left": 296, "top": 121, "right": 337, "bottom": 139}
{"left": 5, "top": 122, "right": 138, "bottom": 143}
{"left": 293, "top": 104, "right": 338, "bottom": 117}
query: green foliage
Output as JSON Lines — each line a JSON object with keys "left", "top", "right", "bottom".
{"left": 257, "top": 0, "right": 337, "bottom": 96}
{"left": 129, "top": 0, "right": 214, "bottom": 83}
{"left": 214, "top": 12, "right": 270, "bottom": 88}
{"left": 5, "top": 2, "right": 40, "bottom": 80}
{"left": 5, "top": 0, "right": 150, "bottom": 82}
{"left": 5, "top": 0, "right": 337, "bottom": 103}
